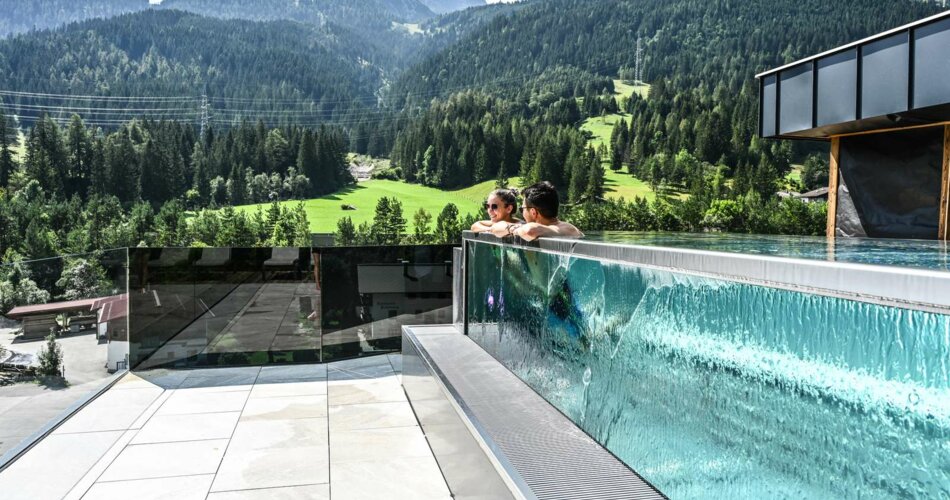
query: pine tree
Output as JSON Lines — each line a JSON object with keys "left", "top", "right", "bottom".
{"left": 296, "top": 130, "right": 319, "bottom": 196}
{"left": 191, "top": 142, "right": 211, "bottom": 206}
{"left": 65, "top": 115, "right": 92, "bottom": 200}
{"left": 412, "top": 208, "right": 432, "bottom": 244}
{"left": 371, "top": 197, "right": 394, "bottom": 244}
{"left": 585, "top": 147, "right": 605, "bottom": 201}
{"left": 435, "top": 203, "right": 460, "bottom": 244}
{"left": 140, "top": 140, "right": 166, "bottom": 204}
{"left": 105, "top": 129, "right": 141, "bottom": 203}
{"left": 0, "top": 108, "right": 15, "bottom": 189}
{"left": 335, "top": 216, "right": 356, "bottom": 245}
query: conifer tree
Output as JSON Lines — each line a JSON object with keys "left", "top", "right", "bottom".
{"left": 0, "top": 108, "right": 16, "bottom": 189}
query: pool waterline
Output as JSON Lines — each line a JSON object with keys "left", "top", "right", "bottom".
{"left": 575, "top": 231, "right": 950, "bottom": 271}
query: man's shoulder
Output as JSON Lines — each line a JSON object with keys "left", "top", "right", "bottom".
{"left": 556, "top": 221, "right": 583, "bottom": 236}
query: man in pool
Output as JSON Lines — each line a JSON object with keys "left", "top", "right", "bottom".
{"left": 471, "top": 188, "right": 519, "bottom": 233}
{"left": 490, "top": 181, "right": 583, "bottom": 241}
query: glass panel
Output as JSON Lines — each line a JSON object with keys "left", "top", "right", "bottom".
{"left": 319, "top": 245, "right": 454, "bottom": 363}
{"left": 861, "top": 33, "right": 909, "bottom": 118}
{"left": 0, "top": 249, "right": 129, "bottom": 458}
{"left": 760, "top": 75, "right": 777, "bottom": 137}
{"left": 128, "top": 247, "right": 318, "bottom": 369}
{"left": 466, "top": 240, "right": 950, "bottom": 498}
{"left": 778, "top": 63, "right": 813, "bottom": 134}
{"left": 817, "top": 50, "right": 857, "bottom": 127}
{"left": 913, "top": 18, "right": 950, "bottom": 109}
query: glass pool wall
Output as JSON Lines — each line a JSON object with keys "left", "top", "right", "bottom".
{"left": 465, "top": 241, "right": 950, "bottom": 499}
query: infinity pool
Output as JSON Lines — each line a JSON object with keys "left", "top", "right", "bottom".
{"left": 465, "top": 234, "right": 950, "bottom": 499}
{"left": 582, "top": 231, "right": 950, "bottom": 271}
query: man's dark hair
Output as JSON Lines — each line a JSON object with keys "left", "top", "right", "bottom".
{"left": 522, "top": 181, "right": 559, "bottom": 218}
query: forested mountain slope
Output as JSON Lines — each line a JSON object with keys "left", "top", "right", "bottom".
{"left": 395, "top": 0, "right": 940, "bottom": 103}
{"left": 0, "top": 10, "right": 386, "bottom": 125}
{"left": 0, "top": 0, "right": 436, "bottom": 38}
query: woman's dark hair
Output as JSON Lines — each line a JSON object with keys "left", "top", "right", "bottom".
{"left": 522, "top": 181, "right": 559, "bottom": 218}
{"left": 490, "top": 188, "right": 518, "bottom": 208}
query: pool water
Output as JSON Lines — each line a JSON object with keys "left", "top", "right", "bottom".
{"left": 466, "top": 240, "right": 950, "bottom": 499}
{"left": 580, "top": 232, "right": 950, "bottom": 271}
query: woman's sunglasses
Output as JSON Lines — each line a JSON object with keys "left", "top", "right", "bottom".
{"left": 484, "top": 203, "right": 512, "bottom": 211}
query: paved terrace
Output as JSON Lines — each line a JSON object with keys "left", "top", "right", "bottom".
{"left": 0, "top": 354, "right": 453, "bottom": 500}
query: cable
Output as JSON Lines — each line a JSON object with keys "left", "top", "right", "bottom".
{"left": 0, "top": 89, "right": 197, "bottom": 102}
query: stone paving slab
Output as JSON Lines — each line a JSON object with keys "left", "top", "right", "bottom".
{"left": 0, "top": 354, "right": 454, "bottom": 500}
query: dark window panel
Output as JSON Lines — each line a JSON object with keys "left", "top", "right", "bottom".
{"left": 913, "top": 18, "right": 950, "bottom": 110}
{"left": 761, "top": 75, "right": 777, "bottom": 137}
{"left": 817, "top": 50, "right": 858, "bottom": 127}
{"left": 861, "top": 33, "right": 909, "bottom": 118}
{"left": 779, "top": 63, "right": 814, "bottom": 134}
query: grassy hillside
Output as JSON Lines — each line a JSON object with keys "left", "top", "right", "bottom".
{"left": 234, "top": 178, "right": 519, "bottom": 233}
{"left": 580, "top": 80, "right": 658, "bottom": 201}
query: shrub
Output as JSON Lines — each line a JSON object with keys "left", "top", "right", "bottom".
{"left": 37, "top": 333, "right": 64, "bottom": 377}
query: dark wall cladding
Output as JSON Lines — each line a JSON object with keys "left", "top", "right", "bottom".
{"left": 837, "top": 126, "right": 943, "bottom": 239}
{"left": 761, "top": 75, "right": 777, "bottom": 137}
{"left": 778, "top": 64, "right": 814, "bottom": 134}
{"left": 817, "top": 50, "right": 857, "bottom": 126}
{"left": 914, "top": 18, "right": 950, "bottom": 109}
{"left": 861, "top": 33, "right": 909, "bottom": 119}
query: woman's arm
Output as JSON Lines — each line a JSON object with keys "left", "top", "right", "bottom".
{"left": 470, "top": 220, "right": 493, "bottom": 233}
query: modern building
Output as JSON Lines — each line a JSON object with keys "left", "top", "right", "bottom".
{"left": 758, "top": 11, "right": 950, "bottom": 239}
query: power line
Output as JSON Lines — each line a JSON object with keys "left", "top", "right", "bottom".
{"left": 0, "top": 60, "right": 637, "bottom": 129}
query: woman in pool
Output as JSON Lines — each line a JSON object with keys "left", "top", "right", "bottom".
{"left": 471, "top": 188, "right": 519, "bottom": 233}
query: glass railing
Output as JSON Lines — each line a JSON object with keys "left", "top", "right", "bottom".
{"left": 0, "top": 249, "right": 129, "bottom": 459}
{"left": 319, "top": 244, "right": 454, "bottom": 363}
{"left": 128, "top": 244, "right": 454, "bottom": 369}
{"left": 465, "top": 237, "right": 950, "bottom": 499}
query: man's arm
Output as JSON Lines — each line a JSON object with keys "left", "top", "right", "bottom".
{"left": 515, "top": 222, "right": 583, "bottom": 241}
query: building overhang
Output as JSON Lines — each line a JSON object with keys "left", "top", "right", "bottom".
{"left": 757, "top": 11, "right": 950, "bottom": 140}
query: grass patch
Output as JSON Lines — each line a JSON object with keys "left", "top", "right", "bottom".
{"left": 392, "top": 21, "right": 423, "bottom": 35}
{"left": 234, "top": 178, "right": 516, "bottom": 233}
{"left": 603, "top": 167, "right": 657, "bottom": 201}
{"left": 613, "top": 79, "right": 650, "bottom": 99}
{"left": 579, "top": 79, "right": 665, "bottom": 201}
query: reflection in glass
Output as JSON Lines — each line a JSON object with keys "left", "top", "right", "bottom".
{"left": 319, "top": 245, "right": 454, "bottom": 362}
{"left": 129, "top": 247, "right": 318, "bottom": 369}
{"left": 0, "top": 249, "right": 129, "bottom": 457}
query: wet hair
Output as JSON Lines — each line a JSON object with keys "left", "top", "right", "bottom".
{"left": 522, "top": 181, "right": 559, "bottom": 218}
{"left": 489, "top": 188, "right": 518, "bottom": 209}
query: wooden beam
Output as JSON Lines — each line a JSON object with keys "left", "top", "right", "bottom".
{"left": 940, "top": 125, "right": 950, "bottom": 240}
{"left": 827, "top": 137, "right": 840, "bottom": 238}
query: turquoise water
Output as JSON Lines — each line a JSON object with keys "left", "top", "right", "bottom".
{"left": 466, "top": 241, "right": 950, "bottom": 499}
{"left": 580, "top": 232, "right": 950, "bottom": 271}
